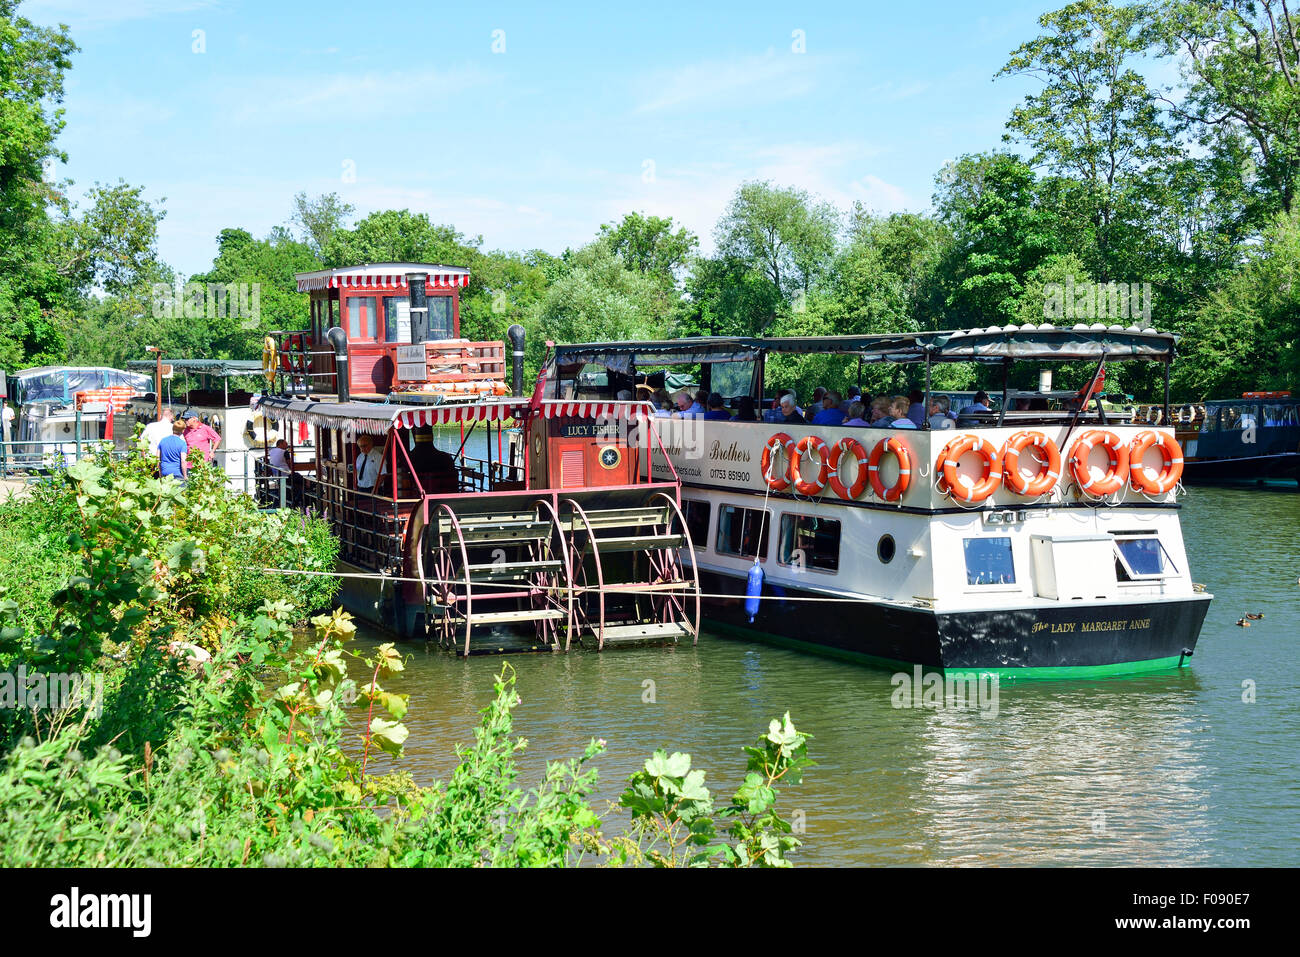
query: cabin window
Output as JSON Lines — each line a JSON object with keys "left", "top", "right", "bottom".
{"left": 1263, "top": 403, "right": 1298, "bottom": 427}
{"left": 777, "top": 514, "right": 840, "bottom": 572}
{"left": 347, "top": 296, "right": 378, "bottom": 340}
{"left": 1112, "top": 533, "right": 1177, "bottom": 581}
{"left": 429, "top": 295, "right": 454, "bottom": 339}
{"left": 1217, "top": 404, "right": 1259, "bottom": 431}
{"left": 716, "top": 505, "right": 770, "bottom": 561}
{"left": 682, "top": 499, "right": 710, "bottom": 550}
{"left": 963, "top": 537, "right": 1016, "bottom": 585}
{"left": 384, "top": 296, "right": 411, "bottom": 343}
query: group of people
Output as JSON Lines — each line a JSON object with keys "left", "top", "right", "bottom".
{"left": 648, "top": 385, "right": 994, "bottom": 431}
{"left": 139, "top": 408, "right": 223, "bottom": 480}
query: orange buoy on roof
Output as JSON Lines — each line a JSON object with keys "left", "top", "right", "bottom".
{"left": 828, "top": 436, "right": 870, "bottom": 500}
{"left": 1001, "top": 431, "right": 1061, "bottom": 497}
{"left": 868, "top": 435, "right": 912, "bottom": 502}
{"left": 789, "top": 435, "right": 832, "bottom": 495}
{"left": 936, "top": 434, "right": 1002, "bottom": 503}
{"left": 761, "top": 432, "right": 795, "bottom": 491}
{"left": 1128, "top": 430, "right": 1183, "bottom": 495}
{"left": 1067, "top": 430, "right": 1129, "bottom": 496}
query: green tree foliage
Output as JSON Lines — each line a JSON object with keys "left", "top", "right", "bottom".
{"left": 715, "top": 180, "right": 840, "bottom": 309}
{"left": 290, "top": 191, "right": 354, "bottom": 257}
{"left": 598, "top": 211, "right": 698, "bottom": 284}
{"left": 533, "top": 241, "right": 670, "bottom": 345}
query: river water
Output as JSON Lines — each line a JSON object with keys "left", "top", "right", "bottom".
{"left": 350, "top": 443, "right": 1299, "bottom": 864}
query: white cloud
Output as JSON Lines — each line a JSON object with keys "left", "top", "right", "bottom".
{"left": 848, "top": 174, "right": 912, "bottom": 215}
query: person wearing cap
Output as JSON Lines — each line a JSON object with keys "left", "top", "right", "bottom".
{"left": 408, "top": 427, "right": 457, "bottom": 493}
{"left": 183, "top": 412, "right": 221, "bottom": 465}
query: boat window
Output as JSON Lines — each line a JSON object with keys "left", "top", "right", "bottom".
{"left": 429, "top": 295, "right": 454, "bottom": 339}
{"left": 963, "top": 537, "right": 1016, "bottom": 585}
{"left": 709, "top": 360, "right": 756, "bottom": 400}
{"left": 347, "top": 296, "right": 378, "bottom": 340}
{"left": 777, "top": 514, "right": 840, "bottom": 572}
{"left": 1218, "top": 403, "right": 1259, "bottom": 431}
{"left": 1263, "top": 403, "right": 1298, "bottom": 427}
{"left": 682, "top": 499, "right": 710, "bottom": 550}
{"left": 1113, "top": 535, "right": 1178, "bottom": 581}
{"left": 384, "top": 296, "right": 411, "bottom": 343}
{"left": 716, "top": 504, "right": 770, "bottom": 561}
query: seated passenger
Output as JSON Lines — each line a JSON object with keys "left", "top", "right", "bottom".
{"left": 812, "top": 390, "right": 846, "bottom": 426}
{"left": 841, "top": 387, "right": 862, "bottom": 416}
{"left": 652, "top": 388, "right": 672, "bottom": 417}
{"left": 776, "top": 394, "right": 806, "bottom": 425}
{"left": 891, "top": 397, "right": 918, "bottom": 429}
{"left": 268, "top": 438, "right": 293, "bottom": 475}
{"left": 843, "top": 401, "right": 870, "bottom": 427}
{"left": 927, "top": 396, "right": 956, "bottom": 430}
{"left": 703, "top": 392, "right": 732, "bottom": 421}
{"left": 868, "top": 396, "right": 892, "bottom": 424}
{"left": 958, "top": 390, "right": 992, "bottom": 424}
{"left": 906, "top": 389, "right": 926, "bottom": 427}
{"left": 764, "top": 390, "right": 803, "bottom": 423}
{"left": 673, "top": 391, "right": 703, "bottom": 418}
{"left": 409, "top": 427, "right": 457, "bottom": 493}
{"left": 733, "top": 396, "right": 759, "bottom": 422}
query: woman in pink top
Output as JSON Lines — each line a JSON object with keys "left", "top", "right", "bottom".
{"left": 183, "top": 414, "right": 222, "bottom": 464}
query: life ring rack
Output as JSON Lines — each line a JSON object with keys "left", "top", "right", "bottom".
{"left": 1001, "top": 431, "right": 1062, "bottom": 498}
{"left": 1128, "top": 430, "right": 1184, "bottom": 496}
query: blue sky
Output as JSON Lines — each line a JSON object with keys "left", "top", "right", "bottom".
{"left": 27, "top": 0, "right": 1057, "bottom": 277}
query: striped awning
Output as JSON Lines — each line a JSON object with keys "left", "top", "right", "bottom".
{"left": 540, "top": 401, "right": 653, "bottom": 419}
{"left": 395, "top": 403, "right": 522, "bottom": 428}
{"left": 294, "top": 264, "right": 471, "bottom": 292}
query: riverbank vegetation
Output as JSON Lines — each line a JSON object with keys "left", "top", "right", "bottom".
{"left": 4, "top": 1, "right": 1297, "bottom": 401}
{"left": 0, "top": 461, "right": 811, "bottom": 867}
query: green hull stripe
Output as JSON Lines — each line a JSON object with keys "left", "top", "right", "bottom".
{"left": 705, "top": 620, "right": 1192, "bottom": 681}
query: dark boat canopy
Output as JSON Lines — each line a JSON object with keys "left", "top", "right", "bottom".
{"left": 546, "top": 325, "right": 1177, "bottom": 373}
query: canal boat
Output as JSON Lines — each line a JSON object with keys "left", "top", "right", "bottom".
{"left": 1135, "top": 393, "right": 1299, "bottom": 486}
{"left": 7, "top": 366, "right": 151, "bottom": 466}
{"left": 538, "top": 326, "right": 1212, "bottom": 678}
{"left": 254, "top": 263, "right": 701, "bottom": 655}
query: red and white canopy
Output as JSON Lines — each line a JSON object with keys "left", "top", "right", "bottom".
{"left": 540, "top": 401, "right": 653, "bottom": 420}
{"left": 395, "top": 403, "right": 521, "bottom": 428}
{"left": 294, "top": 263, "right": 470, "bottom": 293}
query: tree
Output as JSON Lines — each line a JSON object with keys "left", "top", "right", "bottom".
{"left": 54, "top": 180, "right": 166, "bottom": 295}
{"left": 714, "top": 181, "right": 839, "bottom": 310}
{"left": 291, "top": 192, "right": 354, "bottom": 257}
{"left": 533, "top": 242, "right": 671, "bottom": 346}
{"left": 1151, "top": 0, "right": 1300, "bottom": 220}
{"left": 997, "top": 0, "right": 1176, "bottom": 273}
{"left": 322, "top": 209, "right": 481, "bottom": 270}
{"left": 597, "top": 212, "right": 698, "bottom": 285}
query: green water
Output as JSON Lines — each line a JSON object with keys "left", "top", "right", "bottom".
{"left": 353, "top": 478, "right": 1300, "bottom": 866}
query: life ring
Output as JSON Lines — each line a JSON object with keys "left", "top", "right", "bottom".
{"left": 868, "top": 435, "right": 912, "bottom": 502}
{"left": 789, "top": 435, "right": 831, "bottom": 495}
{"left": 1001, "top": 431, "right": 1062, "bottom": 497}
{"left": 1067, "top": 430, "right": 1129, "bottom": 496}
{"left": 1129, "top": 431, "right": 1183, "bottom": 495}
{"left": 761, "top": 433, "right": 795, "bottom": 491}
{"left": 937, "top": 434, "right": 1002, "bottom": 503}
{"left": 827, "top": 437, "right": 870, "bottom": 500}
{"left": 261, "top": 336, "right": 277, "bottom": 385}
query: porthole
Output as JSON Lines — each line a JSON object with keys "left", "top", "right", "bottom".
{"left": 877, "top": 534, "right": 896, "bottom": 564}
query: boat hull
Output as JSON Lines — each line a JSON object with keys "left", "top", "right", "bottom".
{"left": 698, "top": 569, "right": 1210, "bottom": 678}
{"left": 1182, "top": 452, "right": 1300, "bottom": 485}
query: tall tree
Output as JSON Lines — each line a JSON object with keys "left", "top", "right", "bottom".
{"left": 597, "top": 212, "right": 698, "bottom": 285}
{"left": 714, "top": 181, "right": 839, "bottom": 311}
{"left": 290, "top": 191, "right": 354, "bottom": 257}
{"left": 1151, "top": 0, "right": 1300, "bottom": 219}
{"left": 997, "top": 0, "right": 1176, "bottom": 273}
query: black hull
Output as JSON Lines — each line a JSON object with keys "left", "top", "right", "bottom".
{"left": 698, "top": 569, "right": 1210, "bottom": 677}
{"left": 1183, "top": 453, "right": 1300, "bottom": 486}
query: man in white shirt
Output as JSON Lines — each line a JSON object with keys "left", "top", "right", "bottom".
{"left": 355, "top": 433, "right": 387, "bottom": 492}
{"left": 141, "top": 409, "right": 175, "bottom": 457}
{"left": 267, "top": 439, "right": 293, "bottom": 475}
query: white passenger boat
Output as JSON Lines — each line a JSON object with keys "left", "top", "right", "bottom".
{"left": 540, "top": 328, "right": 1212, "bottom": 678}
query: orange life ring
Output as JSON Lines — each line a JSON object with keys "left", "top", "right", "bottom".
{"left": 828, "top": 437, "right": 870, "bottom": 500}
{"left": 1129, "top": 431, "right": 1183, "bottom": 495}
{"left": 1067, "top": 430, "right": 1129, "bottom": 496}
{"left": 868, "top": 435, "right": 913, "bottom": 502}
{"left": 789, "top": 435, "right": 831, "bottom": 495}
{"left": 937, "top": 434, "right": 1002, "bottom": 503}
{"left": 761, "top": 433, "right": 795, "bottom": 491}
{"left": 1001, "top": 431, "right": 1062, "bottom": 497}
